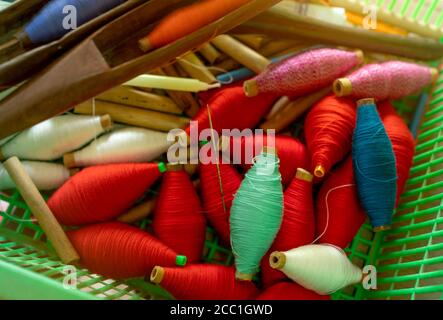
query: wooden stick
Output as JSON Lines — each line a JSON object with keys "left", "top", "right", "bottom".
{"left": 97, "top": 86, "right": 182, "bottom": 115}
{"left": 159, "top": 66, "right": 200, "bottom": 117}
{"left": 176, "top": 51, "right": 217, "bottom": 84}
{"left": 211, "top": 35, "right": 271, "bottom": 74}
{"left": 266, "top": 96, "right": 291, "bottom": 120}
{"left": 74, "top": 100, "right": 190, "bottom": 132}
{"left": 2, "top": 156, "right": 79, "bottom": 265}
{"left": 117, "top": 198, "right": 156, "bottom": 224}
{"left": 258, "top": 39, "right": 300, "bottom": 57}
{"left": 260, "top": 87, "right": 331, "bottom": 132}
{"left": 198, "top": 42, "right": 223, "bottom": 64}
{"left": 234, "top": 34, "right": 268, "bottom": 50}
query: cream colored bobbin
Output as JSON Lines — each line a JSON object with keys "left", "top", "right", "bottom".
{"left": 99, "top": 114, "right": 113, "bottom": 131}
{"left": 373, "top": 225, "right": 391, "bottom": 232}
{"left": 138, "top": 38, "right": 152, "bottom": 53}
{"left": 430, "top": 68, "right": 439, "bottom": 82}
{"left": 354, "top": 49, "right": 364, "bottom": 65}
{"left": 63, "top": 153, "right": 77, "bottom": 169}
{"left": 314, "top": 165, "right": 325, "bottom": 178}
{"left": 269, "top": 251, "right": 286, "bottom": 270}
{"left": 357, "top": 98, "right": 376, "bottom": 107}
{"left": 243, "top": 79, "right": 259, "bottom": 97}
{"left": 235, "top": 271, "right": 254, "bottom": 281}
{"left": 333, "top": 78, "right": 353, "bottom": 97}
{"left": 262, "top": 145, "right": 277, "bottom": 155}
{"left": 166, "top": 163, "right": 184, "bottom": 172}
{"left": 150, "top": 266, "right": 165, "bottom": 284}
{"left": 296, "top": 168, "right": 313, "bottom": 182}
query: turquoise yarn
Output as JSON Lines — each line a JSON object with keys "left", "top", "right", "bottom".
{"left": 352, "top": 100, "right": 397, "bottom": 229}
{"left": 230, "top": 150, "right": 283, "bottom": 280}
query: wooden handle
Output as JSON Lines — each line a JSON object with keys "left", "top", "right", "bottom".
{"left": 2, "top": 157, "right": 80, "bottom": 265}
{"left": 211, "top": 34, "right": 271, "bottom": 74}
{"left": 74, "top": 99, "right": 190, "bottom": 132}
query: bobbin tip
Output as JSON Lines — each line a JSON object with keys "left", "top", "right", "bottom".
{"left": 430, "top": 68, "right": 439, "bottom": 82}
{"left": 150, "top": 266, "right": 165, "bottom": 284}
{"left": 357, "top": 98, "right": 376, "bottom": 107}
{"left": 176, "top": 255, "right": 187, "bottom": 266}
{"left": 354, "top": 50, "right": 364, "bottom": 64}
{"left": 63, "top": 153, "right": 77, "bottom": 169}
{"left": 314, "top": 165, "right": 325, "bottom": 178}
{"left": 373, "top": 225, "right": 391, "bottom": 232}
{"left": 99, "top": 114, "right": 113, "bottom": 131}
{"left": 269, "top": 251, "right": 286, "bottom": 270}
{"left": 69, "top": 168, "right": 80, "bottom": 177}
{"left": 235, "top": 271, "right": 254, "bottom": 281}
{"left": 333, "top": 78, "right": 352, "bottom": 97}
{"left": 262, "top": 146, "right": 277, "bottom": 155}
{"left": 167, "top": 163, "right": 184, "bottom": 172}
{"left": 138, "top": 37, "right": 153, "bottom": 53}
{"left": 297, "top": 168, "right": 313, "bottom": 182}
{"left": 243, "top": 79, "right": 259, "bottom": 97}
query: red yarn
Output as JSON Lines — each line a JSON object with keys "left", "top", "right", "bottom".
{"left": 261, "top": 170, "right": 315, "bottom": 287}
{"left": 153, "top": 168, "right": 206, "bottom": 263}
{"left": 315, "top": 156, "right": 366, "bottom": 248}
{"left": 223, "top": 134, "right": 308, "bottom": 185}
{"left": 256, "top": 282, "right": 330, "bottom": 300}
{"left": 378, "top": 101, "right": 415, "bottom": 205}
{"left": 67, "top": 222, "right": 184, "bottom": 279}
{"left": 153, "top": 264, "right": 259, "bottom": 300}
{"left": 305, "top": 94, "right": 356, "bottom": 178}
{"left": 48, "top": 163, "right": 163, "bottom": 226}
{"left": 186, "top": 84, "right": 277, "bottom": 136}
{"left": 199, "top": 163, "right": 242, "bottom": 245}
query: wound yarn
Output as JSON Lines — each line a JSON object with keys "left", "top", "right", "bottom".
{"left": 334, "top": 61, "right": 437, "bottom": 100}
{"left": 315, "top": 156, "right": 366, "bottom": 249}
{"left": 48, "top": 162, "right": 165, "bottom": 225}
{"left": 243, "top": 48, "right": 363, "bottom": 97}
{"left": 261, "top": 168, "right": 315, "bottom": 288}
{"left": 63, "top": 127, "right": 172, "bottom": 168}
{"left": 67, "top": 222, "right": 186, "bottom": 279}
{"left": 186, "top": 84, "right": 277, "bottom": 136}
{"left": 230, "top": 149, "right": 283, "bottom": 281}
{"left": 378, "top": 101, "right": 415, "bottom": 205}
{"left": 352, "top": 99, "right": 397, "bottom": 231}
{"left": 153, "top": 165, "right": 206, "bottom": 263}
{"left": 138, "top": 0, "right": 250, "bottom": 52}
{"left": 0, "top": 114, "right": 112, "bottom": 161}
{"left": 25, "top": 0, "right": 126, "bottom": 45}
{"left": 270, "top": 244, "right": 362, "bottom": 295}
{"left": 305, "top": 94, "right": 356, "bottom": 179}
{"left": 256, "top": 282, "right": 330, "bottom": 300}
{"left": 199, "top": 162, "right": 242, "bottom": 245}
{"left": 221, "top": 134, "right": 309, "bottom": 186}
{"left": 150, "top": 264, "right": 259, "bottom": 300}
{"left": 0, "top": 161, "right": 74, "bottom": 191}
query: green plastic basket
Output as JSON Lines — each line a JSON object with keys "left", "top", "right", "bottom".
{"left": 1, "top": 0, "right": 443, "bottom": 300}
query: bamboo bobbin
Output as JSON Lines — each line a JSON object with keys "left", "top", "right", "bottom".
{"left": 198, "top": 42, "right": 223, "bottom": 64}
{"left": 2, "top": 157, "right": 80, "bottom": 265}
{"left": 166, "top": 163, "right": 184, "bottom": 172}
{"left": 262, "top": 145, "right": 277, "bottom": 155}
{"left": 314, "top": 165, "right": 326, "bottom": 179}
{"left": 333, "top": 78, "right": 353, "bottom": 97}
{"left": 150, "top": 266, "right": 165, "bottom": 284}
{"left": 243, "top": 79, "right": 259, "bottom": 97}
{"left": 357, "top": 98, "right": 376, "bottom": 107}
{"left": 117, "top": 198, "right": 156, "bottom": 224}
{"left": 138, "top": 38, "right": 152, "bottom": 53}
{"left": 296, "top": 168, "right": 313, "bottom": 183}
{"left": 177, "top": 51, "right": 217, "bottom": 84}
{"left": 269, "top": 251, "right": 286, "bottom": 270}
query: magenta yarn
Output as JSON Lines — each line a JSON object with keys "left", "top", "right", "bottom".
{"left": 251, "top": 48, "right": 362, "bottom": 97}
{"left": 342, "top": 61, "right": 433, "bottom": 100}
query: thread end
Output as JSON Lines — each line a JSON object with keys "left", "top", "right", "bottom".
{"left": 235, "top": 271, "right": 254, "bottom": 281}
{"left": 99, "top": 114, "right": 113, "bottom": 131}
{"left": 243, "top": 79, "right": 259, "bottom": 97}
{"left": 333, "top": 78, "right": 352, "bottom": 97}
{"left": 357, "top": 98, "right": 376, "bottom": 107}
{"left": 138, "top": 38, "right": 153, "bottom": 52}
{"left": 150, "top": 266, "right": 165, "bottom": 284}
{"left": 176, "top": 255, "right": 187, "bottom": 266}
{"left": 63, "top": 153, "right": 77, "bottom": 169}
{"left": 297, "top": 168, "right": 313, "bottom": 182}
{"left": 373, "top": 225, "right": 391, "bottom": 232}
{"left": 314, "top": 165, "right": 325, "bottom": 178}
{"left": 269, "top": 251, "right": 286, "bottom": 270}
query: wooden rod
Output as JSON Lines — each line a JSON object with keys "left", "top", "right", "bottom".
{"left": 198, "top": 42, "right": 223, "bottom": 64}
{"left": 211, "top": 34, "right": 271, "bottom": 74}
{"left": 176, "top": 51, "right": 217, "bottom": 84}
{"left": 117, "top": 198, "right": 156, "bottom": 224}
{"left": 234, "top": 34, "right": 268, "bottom": 50}
{"left": 2, "top": 156, "right": 79, "bottom": 265}
{"left": 97, "top": 86, "right": 182, "bottom": 115}
{"left": 74, "top": 100, "right": 190, "bottom": 132}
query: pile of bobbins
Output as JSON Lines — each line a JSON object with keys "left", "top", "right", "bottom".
{"left": 0, "top": 24, "right": 434, "bottom": 300}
